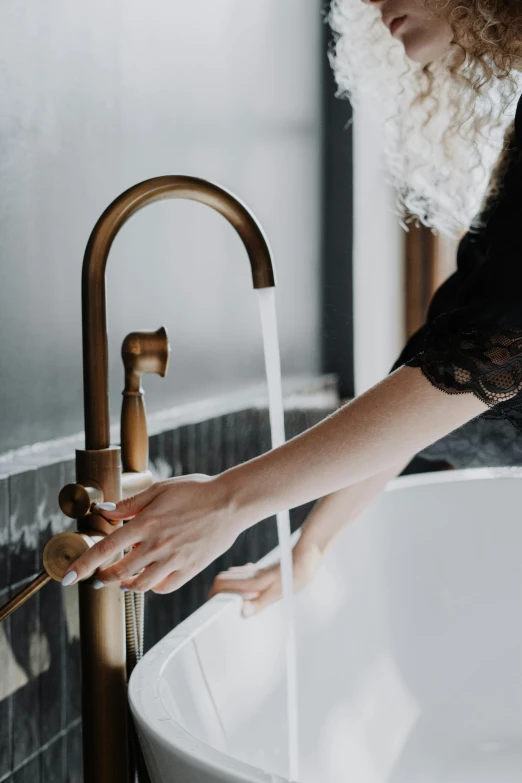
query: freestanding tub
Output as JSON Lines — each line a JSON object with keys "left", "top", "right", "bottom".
{"left": 129, "top": 468, "right": 522, "bottom": 782}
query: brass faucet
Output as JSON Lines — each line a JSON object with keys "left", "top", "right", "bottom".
{"left": 0, "top": 175, "right": 276, "bottom": 783}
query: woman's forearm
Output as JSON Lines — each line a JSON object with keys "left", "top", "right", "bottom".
{"left": 225, "top": 365, "right": 487, "bottom": 531}
{"left": 297, "top": 458, "right": 410, "bottom": 555}
{"left": 63, "top": 365, "right": 486, "bottom": 595}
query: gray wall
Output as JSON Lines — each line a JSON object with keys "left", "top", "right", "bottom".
{"left": 0, "top": 0, "right": 323, "bottom": 454}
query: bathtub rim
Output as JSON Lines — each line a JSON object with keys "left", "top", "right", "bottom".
{"left": 128, "top": 465, "right": 522, "bottom": 782}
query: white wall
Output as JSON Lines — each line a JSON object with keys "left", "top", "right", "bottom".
{"left": 0, "top": 0, "right": 324, "bottom": 453}
{"left": 352, "top": 95, "right": 405, "bottom": 395}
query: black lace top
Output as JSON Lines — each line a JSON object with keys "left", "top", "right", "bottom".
{"left": 390, "top": 92, "right": 522, "bottom": 468}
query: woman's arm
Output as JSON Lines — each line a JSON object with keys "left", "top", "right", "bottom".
{"left": 224, "top": 364, "right": 485, "bottom": 527}
{"left": 63, "top": 365, "right": 487, "bottom": 592}
{"left": 296, "top": 457, "right": 411, "bottom": 554}
{"left": 208, "top": 459, "right": 410, "bottom": 616}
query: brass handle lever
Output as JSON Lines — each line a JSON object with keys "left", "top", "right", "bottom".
{"left": 0, "top": 528, "right": 108, "bottom": 623}
{"left": 121, "top": 326, "right": 170, "bottom": 473}
{"left": 0, "top": 571, "right": 51, "bottom": 622}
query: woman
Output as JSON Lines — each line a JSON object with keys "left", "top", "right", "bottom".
{"left": 62, "top": 0, "right": 522, "bottom": 618}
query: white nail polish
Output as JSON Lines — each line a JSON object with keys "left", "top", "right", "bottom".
{"left": 242, "top": 592, "right": 259, "bottom": 600}
{"left": 96, "top": 502, "right": 117, "bottom": 511}
{"left": 92, "top": 579, "right": 105, "bottom": 590}
{"left": 61, "top": 571, "right": 77, "bottom": 587}
{"left": 242, "top": 602, "right": 255, "bottom": 617}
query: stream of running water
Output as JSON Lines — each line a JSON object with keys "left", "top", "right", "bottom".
{"left": 256, "top": 287, "right": 299, "bottom": 782}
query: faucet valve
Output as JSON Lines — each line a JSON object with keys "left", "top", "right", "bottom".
{"left": 121, "top": 326, "right": 170, "bottom": 473}
{"left": 59, "top": 481, "right": 104, "bottom": 519}
{"left": 0, "top": 529, "right": 106, "bottom": 622}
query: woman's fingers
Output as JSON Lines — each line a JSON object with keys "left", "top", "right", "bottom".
{"left": 121, "top": 559, "right": 174, "bottom": 593}
{"left": 61, "top": 523, "right": 144, "bottom": 586}
{"left": 242, "top": 582, "right": 281, "bottom": 618}
{"left": 151, "top": 569, "right": 193, "bottom": 594}
{"left": 208, "top": 562, "right": 283, "bottom": 617}
{"left": 208, "top": 567, "right": 275, "bottom": 599}
{"left": 91, "top": 483, "right": 166, "bottom": 523}
{"left": 94, "top": 542, "right": 159, "bottom": 586}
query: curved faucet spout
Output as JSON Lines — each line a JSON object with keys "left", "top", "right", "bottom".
{"left": 82, "top": 175, "right": 276, "bottom": 450}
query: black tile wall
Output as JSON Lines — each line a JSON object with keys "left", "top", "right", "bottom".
{"left": 37, "top": 464, "right": 66, "bottom": 749}
{"left": 0, "top": 405, "right": 335, "bottom": 781}
{"left": 0, "top": 586, "right": 12, "bottom": 780}
{"left": 40, "top": 734, "right": 66, "bottom": 783}
{"left": 65, "top": 721, "right": 82, "bottom": 783}
{"left": 0, "top": 475, "right": 9, "bottom": 591}
{"left": 12, "top": 755, "right": 39, "bottom": 783}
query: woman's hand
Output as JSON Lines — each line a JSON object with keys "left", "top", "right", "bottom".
{"left": 61, "top": 474, "right": 245, "bottom": 594}
{"left": 208, "top": 539, "right": 325, "bottom": 618}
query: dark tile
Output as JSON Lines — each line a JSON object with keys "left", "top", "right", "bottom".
{"left": 59, "top": 460, "right": 78, "bottom": 534}
{"left": 61, "top": 459, "right": 76, "bottom": 488}
{"left": 36, "top": 463, "right": 66, "bottom": 744}
{"left": 144, "top": 592, "right": 176, "bottom": 650}
{"left": 235, "top": 409, "right": 260, "bottom": 464}
{"left": 0, "top": 587, "right": 12, "bottom": 779}
{"left": 194, "top": 416, "right": 226, "bottom": 475}
{"left": 37, "top": 462, "right": 65, "bottom": 546}
{"left": 10, "top": 596, "right": 40, "bottom": 768}
{"left": 206, "top": 416, "right": 225, "bottom": 476}
{"left": 13, "top": 755, "right": 39, "bottom": 783}
{"left": 194, "top": 419, "right": 210, "bottom": 474}
{"left": 39, "top": 579, "right": 65, "bottom": 744}
{"left": 257, "top": 408, "right": 272, "bottom": 456}
{"left": 66, "top": 720, "right": 83, "bottom": 783}
{"left": 163, "top": 428, "right": 182, "bottom": 477}
{"left": 64, "top": 587, "right": 81, "bottom": 725}
{"left": 148, "top": 432, "right": 165, "bottom": 478}
{"left": 0, "top": 475, "right": 9, "bottom": 590}
{"left": 8, "top": 468, "right": 38, "bottom": 585}
{"left": 40, "top": 735, "right": 65, "bottom": 783}
{"left": 222, "top": 413, "right": 237, "bottom": 470}
{"left": 178, "top": 424, "right": 196, "bottom": 475}
{"left": 0, "top": 692, "right": 11, "bottom": 779}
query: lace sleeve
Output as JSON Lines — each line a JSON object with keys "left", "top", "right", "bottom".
{"left": 404, "top": 310, "right": 522, "bottom": 409}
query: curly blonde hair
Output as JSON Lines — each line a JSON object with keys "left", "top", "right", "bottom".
{"left": 327, "top": 0, "right": 522, "bottom": 238}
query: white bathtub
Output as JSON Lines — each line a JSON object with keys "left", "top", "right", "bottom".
{"left": 128, "top": 468, "right": 522, "bottom": 782}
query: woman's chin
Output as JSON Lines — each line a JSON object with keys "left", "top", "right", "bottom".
{"left": 401, "top": 29, "right": 452, "bottom": 65}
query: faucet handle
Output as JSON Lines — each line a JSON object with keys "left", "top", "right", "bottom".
{"left": 59, "top": 481, "right": 104, "bottom": 519}
{"left": 0, "top": 529, "right": 105, "bottom": 622}
{"left": 121, "top": 326, "right": 170, "bottom": 382}
{"left": 0, "top": 571, "right": 51, "bottom": 622}
{"left": 120, "top": 326, "right": 171, "bottom": 473}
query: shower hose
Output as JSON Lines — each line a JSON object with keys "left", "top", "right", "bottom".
{"left": 125, "top": 580, "right": 151, "bottom": 783}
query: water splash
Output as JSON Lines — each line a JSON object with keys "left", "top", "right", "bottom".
{"left": 257, "top": 287, "right": 300, "bottom": 783}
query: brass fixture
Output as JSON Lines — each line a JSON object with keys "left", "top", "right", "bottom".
{"left": 121, "top": 327, "right": 170, "bottom": 473}
{"left": 0, "top": 529, "right": 104, "bottom": 621}
{"left": 0, "top": 571, "right": 51, "bottom": 622}
{"left": 82, "top": 175, "right": 275, "bottom": 452}
{"left": 0, "top": 175, "right": 276, "bottom": 783}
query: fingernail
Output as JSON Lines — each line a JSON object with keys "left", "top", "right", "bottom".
{"left": 225, "top": 572, "right": 256, "bottom": 580}
{"left": 61, "top": 571, "right": 77, "bottom": 587}
{"left": 242, "top": 602, "right": 255, "bottom": 618}
{"left": 242, "top": 592, "right": 259, "bottom": 600}
{"left": 120, "top": 585, "right": 128, "bottom": 592}
{"left": 95, "top": 502, "right": 117, "bottom": 511}
{"left": 92, "top": 579, "right": 105, "bottom": 590}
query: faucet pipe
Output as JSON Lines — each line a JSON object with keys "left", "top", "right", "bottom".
{"left": 82, "top": 175, "right": 276, "bottom": 452}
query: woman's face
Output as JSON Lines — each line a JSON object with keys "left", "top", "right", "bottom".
{"left": 363, "top": 0, "right": 453, "bottom": 64}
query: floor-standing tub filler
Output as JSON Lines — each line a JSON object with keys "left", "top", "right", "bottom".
{"left": 0, "top": 176, "right": 277, "bottom": 783}
{"left": 129, "top": 467, "right": 522, "bottom": 783}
